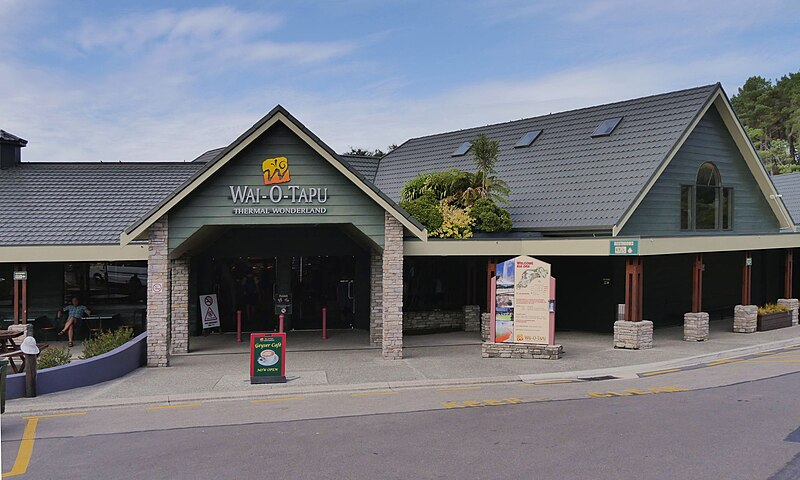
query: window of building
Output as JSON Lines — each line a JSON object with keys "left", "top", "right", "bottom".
{"left": 680, "top": 162, "right": 733, "bottom": 230}
{"left": 451, "top": 141, "right": 471, "bottom": 157}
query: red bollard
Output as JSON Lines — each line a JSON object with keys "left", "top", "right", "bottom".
{"left": 322, "top": 307, "right": 327, "bottom": 340}
{"left": 279, "top": 313, "right": 285, "bottom": 333}
{"left": 236, "top": 309, "right": 242, "bottom": 343}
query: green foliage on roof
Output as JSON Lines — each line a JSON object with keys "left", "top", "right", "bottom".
{"left": 399, "top": 135, "right": 511, "bottom": 238}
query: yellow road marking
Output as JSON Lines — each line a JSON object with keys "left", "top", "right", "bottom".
{"left": 2, "top": 417, "right": 39, "bottom": 478}
{"left": 351, "top": 391, "right": 398, "bottom": 397}
{"left": 251, "top": 397, "right": 305, "bottom": 403}
{"left": 22, "top": 412, "right": 87, "bottom": 420}
{"left": 145, "top": 403, "right": 202, "bottom": 411}
{"left": 641, "top": 368, "right": 680, "bottom": 377}
{"left": 437, "top": 386, "right": 482, "bottom": 391}
{"left": 529, "top": 379, "right": 575, "bottom": 385}
{"left": 706, "top": 359, "right": 741, "bottom": 366}
{"left": 744, "top": 359, "right": 800, "bottom": 363}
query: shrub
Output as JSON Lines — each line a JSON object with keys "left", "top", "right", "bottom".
{"left": 400, "top": 191, "right": 444, "bottom": 231}
{"left": 470, "top": 198, "right": 512, "bottom": 232}
{"left": 80, "top": 328, "right": 133, "bottom": 359}
{"left": 401, "top": 169, "right": 475, "bottom": 203}
{"left": 37, "top": 346, "right": 72, "bottom": 370}
{"left": 757, "top": 303, "right": 790, "bottom": 316}
{"left": 432, "top": 201, "right": 474, "bottom": 238}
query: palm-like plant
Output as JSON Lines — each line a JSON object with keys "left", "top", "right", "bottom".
{"left": 465, "top": 134, "right": 510, "bottom": 205}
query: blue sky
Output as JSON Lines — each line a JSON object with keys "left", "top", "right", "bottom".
{"left": 2, "top": 0, "right": 798, "bottom": 163}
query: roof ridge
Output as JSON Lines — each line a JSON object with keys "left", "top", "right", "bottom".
{"left": 398, "top": 83, "right": 719, "bottom": 144}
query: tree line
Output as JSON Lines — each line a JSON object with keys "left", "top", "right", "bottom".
{"left": 731, "top": 72, "right": 800, "bottom": 174}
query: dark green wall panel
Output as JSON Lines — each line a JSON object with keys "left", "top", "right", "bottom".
{"left": 168, "top": 123, "right": 386, "bottom": 252}
{"left": 621, "top": 106, "right": 779, "bottom": 236}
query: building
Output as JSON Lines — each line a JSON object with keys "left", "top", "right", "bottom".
{"left": 2, "top": 83, "right": 799, "bottom": 366}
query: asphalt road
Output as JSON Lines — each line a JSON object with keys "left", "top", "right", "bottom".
{"left": 3, "top": 347, "right": 800, "bottom": 479}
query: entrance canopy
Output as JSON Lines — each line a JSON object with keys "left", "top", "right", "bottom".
{"left": 121, "top": 105, "right": 426, "bottom": 255}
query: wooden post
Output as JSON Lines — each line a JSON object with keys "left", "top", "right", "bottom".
{"left": 692, "top": 254, "right": 703, "bottom": 313}
{"left": 486, "top": 258, "right": 496, "bottom": 311}
{"left": 21, "top": 264, "right": 27, "bottom": 325}
{"left": 742, "top": 251, "right": 752, "bottom": 306}
{"left": 625, "top": 257, "right": 643, "bottom": 322}
{"left": 24, "top": 353, "right": 37, "bottom": 398}
{"left": 13, "top": 264, "right": 19, "bottom": 325}
{"left": 785, "top": 249, "right": 794, "bottom": 299}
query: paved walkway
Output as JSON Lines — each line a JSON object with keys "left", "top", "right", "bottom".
{"left": 8, "top": 319, "right": 800, "bottom": 412}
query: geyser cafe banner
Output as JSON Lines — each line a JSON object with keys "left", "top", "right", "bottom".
{"left": 494, "top": 255, "right": 554, "bottom": 345}
{"left": 228, "top": 156, "right": 329, "bottom": 215}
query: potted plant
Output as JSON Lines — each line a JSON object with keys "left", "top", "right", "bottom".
{"left": 756, "top": 303, "right": 792, "bottom": 331}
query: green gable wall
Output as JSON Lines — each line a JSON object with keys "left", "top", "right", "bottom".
{"left": 620, "top": 106, "right": 780, "bottom": 236}
{"left": 168, "top": 123, "right": 386, "bottom": 253}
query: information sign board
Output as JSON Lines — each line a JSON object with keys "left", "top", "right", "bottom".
{"left": 250, "top": 333, "right": 286, "bottom": 384}
{"left": 199, "top": 293, "right": 221, "bottom": 329}
{"left": 494, "top": 255, "right": 554, "bottom": 345}
{"left": 274, "top": 293, "right": 292, "bottom": 315}
{"left": 610, "top": 240, "right": 639, "bottom": 256}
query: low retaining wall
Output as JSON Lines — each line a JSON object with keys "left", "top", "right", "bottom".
{"left": 482, "top": 342, "right": 563, "bottom": 360}
{"left": 403, "top": 305, "right": 481, "bottom": 333}
{"left": 6, "top": 332, "right": 147, "bottom": 400}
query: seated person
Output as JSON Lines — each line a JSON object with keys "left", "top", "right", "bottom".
{"left": 57, "top": 296, "right": 91, "bottom": 347}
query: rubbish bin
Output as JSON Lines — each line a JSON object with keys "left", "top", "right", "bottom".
{"left": 0, "top": 357, "right": 8, "bottom": 414}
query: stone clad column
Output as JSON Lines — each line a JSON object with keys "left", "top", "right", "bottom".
{"left": 370, "top": 253, "right": 383, "bottom": 346}
{"left": 147, "top": 216, "right": 171, "bottom": 367}
{"left": 777, "top": 299, "right": 799, "bottom": 326}
{"left": 382, "top": 213, "right": 403, "bottom": 359}
{"left": 170, "top": 257, "right": 190, "bottom": 354}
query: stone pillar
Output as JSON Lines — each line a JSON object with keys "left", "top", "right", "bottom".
{"left": 480, "top": 312, "right": 491, "bottom": 341}
{"left": 683, "top": 312, "right": 709, "bottom": 341}
{"left": 170, "top": 257, "right": 189, "bottom": 354}
{"left": 613, "top": 320, "right": 653, "bottom": 349}
{"left": 733, "top": 305, "right": 757, "bottom": 333}
{"left": 777, "top": 299, "right": 799, "bottom": 326}
{"left": 147, "top": 216, "right": 171, "bottom": 367}
{"left": 463, "top": 305, "right": 480, "bottom": 332}
{"left": 370, "top": 253, "right": 383, "bottom": 346}
{"left": 382, "top": 213, "right": 403, "bottom": 359}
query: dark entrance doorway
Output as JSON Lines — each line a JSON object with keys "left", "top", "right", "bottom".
{"left": 200, "top": 255, "right": 358, "bottom": 332}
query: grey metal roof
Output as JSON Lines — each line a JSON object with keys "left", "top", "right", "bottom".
{"left": 0, "top": 163, "right": 202, "bottom": 245}
{"left": 339, "top": 154, "right": 381, "bottom": 182}
{"left": 0, "top": 130, "right": 27, "bottom": 146}
{"left": 772, "top": 173, "right": 800, "bottom": 225}
{"left": 192, "top": 147, "right": 225, "bottom": 163}
{"left": 374, "top": 84, "right": 720, "bottom": 231}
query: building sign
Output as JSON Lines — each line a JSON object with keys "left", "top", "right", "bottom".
{"left": 200, "top": 294, "right": 221, "bottom": 329}
{"left": 610, "top": 240, "right": 638, "bottom": 256}
{"left": 495, "top": 255, "right": 554, "bottom": 345}
{"left": 250, "top": 332, "right": 286, "bottom": 384}
{"left": 151, "top": 282, "right": 163, "bottom": 294}
{"left": 229, "top": 156, "right": 328, "bottom": 216}
{"left": 12, "top": 271, "right": 27, "bottom": 281}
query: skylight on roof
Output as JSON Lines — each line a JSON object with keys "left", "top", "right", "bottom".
{"left": 514, "top": 130, "right": 542, "bottom": 148}
{"left": 591, "top": 117, "right": 622, "bottom": 137}
{"left": 451, "top": 141, "right": 471, "bottom": 156}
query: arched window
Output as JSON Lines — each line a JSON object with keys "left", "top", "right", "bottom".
{"left": 681, "top": 162, "right": 733, "bottom": 230}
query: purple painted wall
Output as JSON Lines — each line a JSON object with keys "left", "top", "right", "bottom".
{"left": 5, "top": 332, "right": 147, "bottom": 400}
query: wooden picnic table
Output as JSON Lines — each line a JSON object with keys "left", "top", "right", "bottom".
{"left": 0, "top": 330, "right": 23, "bottom": 353}
{"left": 0, "top": 343, "right": 49, "bottom": 373}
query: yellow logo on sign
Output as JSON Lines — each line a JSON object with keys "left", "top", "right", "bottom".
{"left": 262, "top": 156, "right": 291, "bottom": 185}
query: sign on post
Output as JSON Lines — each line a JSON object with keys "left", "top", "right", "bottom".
{"left": 274, "top": 293, "right": 292, "bottom": 315}
{"left": 199, "top": 294, "right": 221, "bottom": 329}
{"left": 494, "top": 255, "right": 555, "bottom": 345}
{"left": 250, "top": 333, "right": 286, "bottom": 384}
{"left": 12, "top": 271, "right": 27, "bottom": 281}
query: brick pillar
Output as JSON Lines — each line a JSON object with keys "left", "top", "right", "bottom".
{"left": 147, "top": 216, "right": 171, "bottom": 367}
{"left": 370, "top": 253, "right": 383, "bottom": 346}
{"left": 777, "top": 299, "right": 799, "bottom": 326}
{"left": 382, "top": 213, "right": 403, "bottom": 359}
{"left": 481, "top": 312, "right": 491, "bottom": 341}
{"left": 463, "top": 305, "right": 480, "bottom": 332}
{"left": 733, "top": 305, "right": 757, "bottom": 333}
{"left": 170, "top": 256, "right": 189, "bottom": 354}
{"left": 683, "top": 312, "right": 709, "bottom": 341}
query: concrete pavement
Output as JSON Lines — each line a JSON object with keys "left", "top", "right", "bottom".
{"left": 6, "top": 319, "right": 800, "bottom": 414}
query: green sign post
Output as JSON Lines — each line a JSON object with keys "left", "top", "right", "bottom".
{"left": 250, "top": 333, "right": 286, "bottom": 384}
{"left": 274, "top": 293, "right": 292, "bottom": 315}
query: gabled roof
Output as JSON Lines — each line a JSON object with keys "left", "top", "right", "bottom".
{"left": 122, "top": 105, "right": 426, "bottom": 244}
{"left": 192, "top": 147, "right": 225, "bottom": 163}
{"left": 339, "top": 154, "right": 381, "bottom": 182}
{"left": 376, "top": 83, "right": 789, "bottom": 233}
{"left": 0, "top": 163, "right": 201, "bottom": 245}
{"left": 0, "top": 130, "right": 27, "bottom": 146}
{"left": 772, "top": 173, "right": 800, "bottom": 225}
